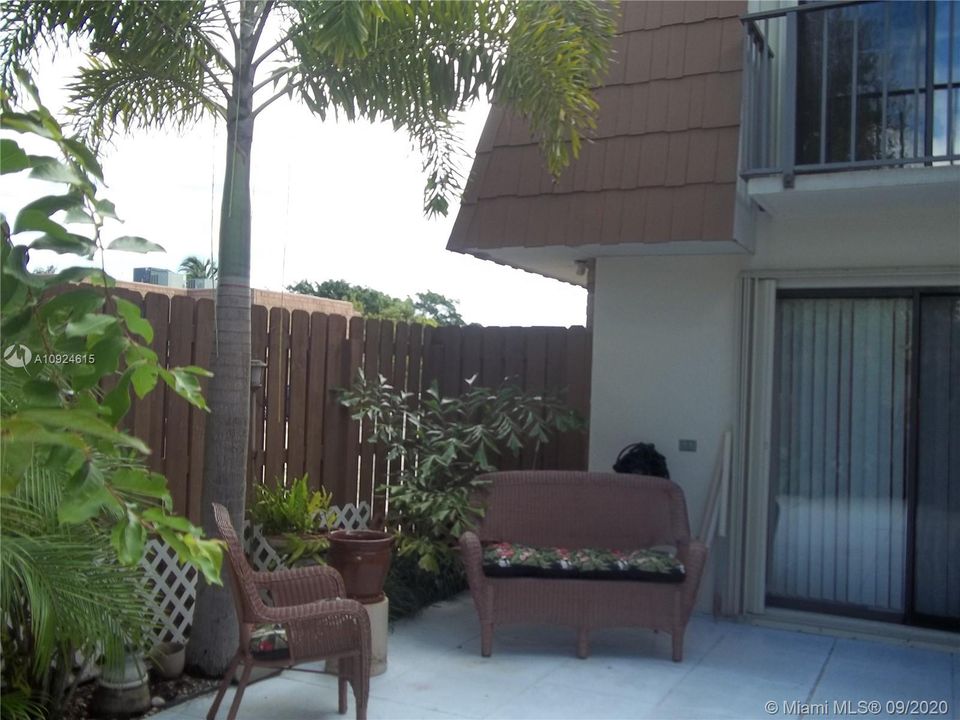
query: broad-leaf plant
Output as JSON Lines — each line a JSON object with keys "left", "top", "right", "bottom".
{"left": 340, "top": 371, "right": 583, "bottom": 574}
{"left": 0, "top": 71, "right": 222, "bottom": 718}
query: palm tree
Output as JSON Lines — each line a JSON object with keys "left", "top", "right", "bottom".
{"left": 2, "top": 0, "right": 616, "bottom": 674}
{"left": 179, "top": 255, "right": 218, "bottom": 280}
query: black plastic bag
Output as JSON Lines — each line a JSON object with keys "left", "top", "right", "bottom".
{"left": 613, "top": 442, "right": 670, "bottom": 479}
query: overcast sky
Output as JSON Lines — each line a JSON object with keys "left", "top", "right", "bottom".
{"left": 0, "top": 51, "right": 587, "bottom": 327}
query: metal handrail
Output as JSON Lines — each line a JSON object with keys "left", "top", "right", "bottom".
{"left": 740, "top": 1, "right": 875, "bottom": 24}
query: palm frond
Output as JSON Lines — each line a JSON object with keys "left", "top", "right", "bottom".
{"left": 290, "top": 2, "right": 502, "bottom": 123}
{"left": 497, "top": 1, "right": 618, "bottom": 172}
{"left": 0, "top": 689, "right": 44, "bottom": 720}
{"left": 286, "top": 0, "right": 614, "bottom": 215}
{"left": 67, "top": 54, "right": 223, "bottom": 144}
{"left": 0, "top": 1, "right": 107, "bottom": 90}
{"left": 1, "top": 1, "right": 229, "bottom": 142}
{"left": 179, "top": 255, "right": 218, "bottom": 279}
{"left": 0, "top": 464, "right": 148, "bottom": 687}
{"left": 1, "top": 533, "right": 147, "bottom": 670}
{"left": 409, "top": 114, "right": 466, "bottom": 217}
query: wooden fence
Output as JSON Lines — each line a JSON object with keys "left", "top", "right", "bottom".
{"left": 115, "top": 290, "right": 592, "bottom": 524}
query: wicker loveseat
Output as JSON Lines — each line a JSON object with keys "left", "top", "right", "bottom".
{"left": 459, "top": 471, "right": 707, "bottom": 662}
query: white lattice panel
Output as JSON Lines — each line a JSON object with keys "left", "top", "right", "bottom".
{"left": 140, "top": 538, "right": 198, "bottom": 646}
{"left": 245, "top": 523, "right": 284, "bottom": 572}
{"left": 324, "top": 502, "right": 372, "bottom": 531}
{"left": 139, "top": 502, "right": 371, "bottom": 643}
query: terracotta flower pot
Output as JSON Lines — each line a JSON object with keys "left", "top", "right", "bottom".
{"left": 327, "top": 530, "right": 395, "bottom": 604}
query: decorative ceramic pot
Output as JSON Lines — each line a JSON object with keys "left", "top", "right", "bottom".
{"left": 327, "top": 530, "right": 395, "bottom": 604}
{"left": 152, "top": 640, "right": 185, "bottom": 680}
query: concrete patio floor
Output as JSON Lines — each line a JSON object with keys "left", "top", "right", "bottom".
{"left": 157, "top": 594, "right": 958, "bottom": 720}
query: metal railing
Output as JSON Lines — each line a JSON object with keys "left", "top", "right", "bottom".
{"left": 741, "top": 1, "right": 959, "bottom": 182}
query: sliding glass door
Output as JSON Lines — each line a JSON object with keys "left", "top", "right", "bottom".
{"left": 767, "top": 290, "right": 959, "bottom": 630}
{"left": 914, "top": 295, "right": 960, "bottom": 628}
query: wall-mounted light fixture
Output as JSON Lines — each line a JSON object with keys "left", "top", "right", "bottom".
{"left": 250, "top": 359, "right": 267, "bottom": 390}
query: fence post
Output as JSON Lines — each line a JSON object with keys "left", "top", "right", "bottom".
{"left": 304, "top": 312, "right": 329, "bottom": 491}
{"left": 248, "top": 304, "right": 269, "bottom": 497}
{"left": 263, "top": 307, "right": 290, "bottom": 487}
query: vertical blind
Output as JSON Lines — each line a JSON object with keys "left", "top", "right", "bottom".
{"left": 768, "top": 297, "right": 911, "bottom": 613}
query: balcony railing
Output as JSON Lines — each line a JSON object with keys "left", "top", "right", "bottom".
{"left": 741, "top": 0, "right": 960, "bottom": 181}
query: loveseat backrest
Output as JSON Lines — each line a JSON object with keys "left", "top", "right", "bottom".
{"left": 474, "top": 471, "right": 691, "bottom": 550}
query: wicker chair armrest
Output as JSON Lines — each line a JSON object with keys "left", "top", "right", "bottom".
{"left": 677, "top": 538, "right": 707, "bottom": 567}
{"left": 253, "top": 564, "right": 346, "bottom": 606}
{"left": 458, "top": 531, "right": 486, "bottom": 590}
{"left": 676, "top": 539, "right": 708, "bottom": 615}
{"left": 259, "top": 597, "right": 371, "bottom": 664}
{"left": 255, "top": 596, "right": 367, "bottom": 624}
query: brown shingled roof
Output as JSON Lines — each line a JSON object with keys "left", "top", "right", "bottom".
{"left": 448, "top": 0, "right": 746, "bottom": 257}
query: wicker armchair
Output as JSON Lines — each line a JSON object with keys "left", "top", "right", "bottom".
{"left": 459, "top": 472, "right": 707, "bottom": 662}
{"left": 206, "top": 503, "right": 371, "bottom": 720}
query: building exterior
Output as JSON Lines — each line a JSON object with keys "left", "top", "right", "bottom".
{"left": 133, "top": 266, "right": 187, "bottom": 288}
{"left": 186, "top": 277, "right": 216, "bottom": 290}
{"left": 448, "top": 0, "right": 959, "bottom": 642}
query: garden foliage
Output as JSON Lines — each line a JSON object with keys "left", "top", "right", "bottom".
{"left": 249, "top": 474, "right": 334, "bottom": 565}
{"left": 0, "top": 71, "right": 222, "bottom": 717}
{"left": 249, "top": 474, "right": 333, "bottom": 536}
{"left": 340, "top": 371, "right": 584, "bottom": 573}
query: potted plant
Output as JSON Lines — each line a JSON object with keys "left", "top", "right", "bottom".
{"left": 248, "top": 474, "right": 334, "bottom": 565}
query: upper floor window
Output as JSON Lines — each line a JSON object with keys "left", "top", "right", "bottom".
{"left": 743, "top": 0, "right": 960, "bottom": 175}
{"left": 795, "top": 1, "right": 959, "bottom": 167}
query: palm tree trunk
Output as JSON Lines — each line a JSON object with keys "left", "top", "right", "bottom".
{"left": 187, "top": 0, "right": 257, "bottom": 677}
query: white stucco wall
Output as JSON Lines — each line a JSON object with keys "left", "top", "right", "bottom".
{"left": 588, "top": 194, "right": 960, "bottom": 609}
{"left": 589, "top": 254, "right": 743, "bottom": 518}
{"left": 750, "top": 199, "right": 960, "bottom": 271}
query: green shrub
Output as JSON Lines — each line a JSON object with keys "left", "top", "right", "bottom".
{"left": 384, "top": 552, "right": 467, "bottom": 621}
{"left": 1, "top": 70, "right": 222, "bottom": 718}
{"left": 340, "top": 371, "right": 584, "bottom": 573}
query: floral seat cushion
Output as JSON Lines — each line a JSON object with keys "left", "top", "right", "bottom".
{"left": 481, "top": 542, "right": 685, "bottom": 583}
{"left": 250, "top": 624, "right": 289, "bottom": 661}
